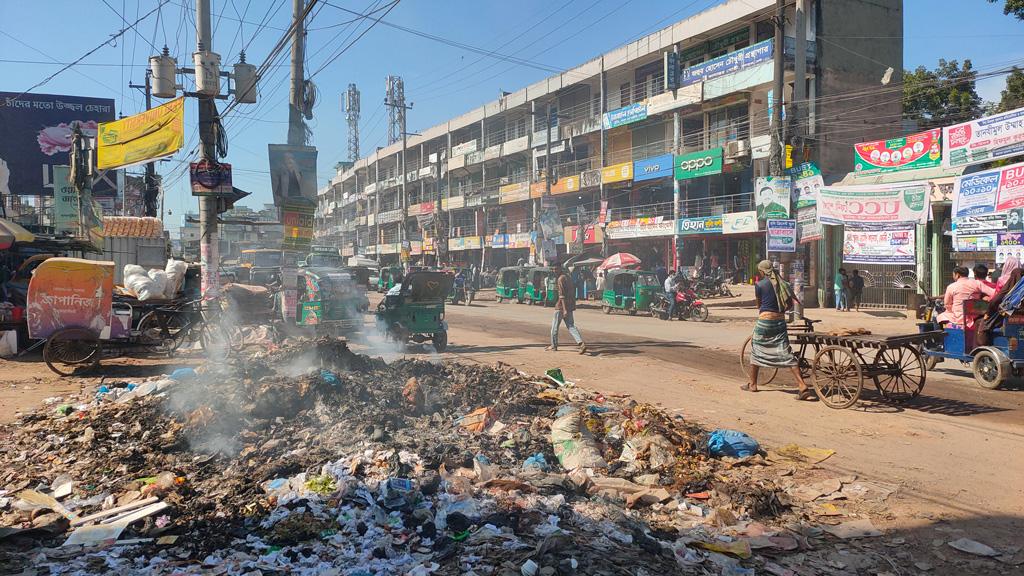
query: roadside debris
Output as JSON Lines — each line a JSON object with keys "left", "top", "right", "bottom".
{"left": 0, "top": 339, "right": 989, "bottom": 574}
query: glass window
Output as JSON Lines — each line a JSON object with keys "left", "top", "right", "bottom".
{"left": 681, "top": 114, "right": 704, "bottom": 150}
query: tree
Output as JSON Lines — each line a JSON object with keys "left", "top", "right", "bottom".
{"left": 903, "top": 59, "right": 984, "bottom": 129}
{"left": 990, "top": 0, "right": 1024, "bottom": 20}
{"left": 999, "top": 67, "right": 1024, "bottom": 112}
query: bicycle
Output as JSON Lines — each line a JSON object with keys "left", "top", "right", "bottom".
{"left": 136, "top": 296, "right": 241, "bottom": 360}
{"left": 739, "top": 316, "right": 822, "bottom": 385}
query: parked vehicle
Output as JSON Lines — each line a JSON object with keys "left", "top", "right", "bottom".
{"left": 650, "top": 284, "right": 709, "bottom": 321}
{"left": 239, "top": 249, "right": 282, "bottom": 286}
{"left": 375, "top": 271, "right": 453, "bottom": 351}
{"left": 695, "top": 268, "right": 733, "bottom": 298}
{"left": 496, "top": 266, "right": 529, "bottom": 303}
{"left": 524, "top": 267, "right": 558, "bottom": 306}
{"left": 376, "top": 265, "right": 403, "bottom": 293}
{"left": 600, "top": 269, "right": 660, "bottom": 315}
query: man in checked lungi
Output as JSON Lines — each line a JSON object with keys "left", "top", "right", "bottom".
{"left": 743, "top": 260, "right": 814, "bottom": 400}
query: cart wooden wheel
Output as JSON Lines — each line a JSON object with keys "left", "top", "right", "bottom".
{"left": 812, "top": 345, "right": 863, "bottom": 409}
{"left": 740, "top": 336, "right": 778, "bottom": 385}
{"left": 872, "top": 345, "right": 926, "bottom": 403}
{"left": 43, "top": 328, "right": 102, "bottom": 376}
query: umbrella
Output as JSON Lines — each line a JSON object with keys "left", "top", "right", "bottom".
{"left": 0, "top": 218, "right": 34, "bottom": 250}
{"left": 597, "top": 252, "right": 641, "bottom": 271}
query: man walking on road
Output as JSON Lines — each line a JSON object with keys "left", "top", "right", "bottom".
{"left": 744, "top": 260, "right": 813, "bottom": 400}
{"left": 547, "top": 263, "right": 587, "bottom": 354}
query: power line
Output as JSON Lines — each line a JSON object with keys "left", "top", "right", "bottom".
{"left": 308, "top": 0, "right": 400, "bottom": 79}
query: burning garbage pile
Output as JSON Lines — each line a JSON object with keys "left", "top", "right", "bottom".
{"left": 0, "top": 340, "right": 958, "bottom": 575}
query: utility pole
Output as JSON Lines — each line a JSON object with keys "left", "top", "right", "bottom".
{"left": 769, "top": 0, "right": 785, "bottom": 177}
{"left": 196, "top": 0, "right": 220, "bottom": 296}
{"left": 129, "top": 70, "right": 159, "bottom": 217}
{"left": 344, "top": 83, "right": 360, "bottom": 162}
{"left": 288, "top": 0, "right": 306, "bottom": 147}
{"left": 385, "top": 82, "right": 412, "bottom": 261}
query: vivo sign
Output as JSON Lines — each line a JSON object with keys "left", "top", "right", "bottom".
{"left": 634, "top": 153, "right": 673, "bottom": 181}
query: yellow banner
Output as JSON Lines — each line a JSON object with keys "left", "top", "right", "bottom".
{"left": 97, "top": 97, "right": 184, "bottom": 169}
{"left": 601, "top": 161, "right": 633, "bottom": 184}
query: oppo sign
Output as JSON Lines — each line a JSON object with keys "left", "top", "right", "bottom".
{"left": 674, "top": 147, "right": 723, "bottom": 180}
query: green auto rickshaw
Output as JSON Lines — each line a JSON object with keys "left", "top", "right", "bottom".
{"left": 376, "top": 265, "right": 403, "bottom": 293}
{"left": 295, "top": 267, "right": 368, "bottom": 337}
{"left": 496, "top": 266, "right": 527, "bottom": 303}
{"left": 601, "top": 269, "right": 661, "bottom": 315}
{"left": 375, "top": 270, "right": 454, "bottom": 351}
{"left": 524, "top": 266, "right": 559, "bottom": 306}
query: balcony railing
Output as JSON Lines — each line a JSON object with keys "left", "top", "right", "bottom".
{"left": 678, "top": 192, "right": 754, "bottom": 219}
{"left": 606, "top": 201, "right": 675, "bottom": 222}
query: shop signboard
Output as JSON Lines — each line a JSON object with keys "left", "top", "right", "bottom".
{"left": 190, "top": 160, "right": 233, "bottom": 196}
{"left": 634, "top": 153, "right": 674, "bottom": 181}
{"left": 530, "top": 181, "right": 547, "bottom": 198}
{"left": 452, "top": 139, "right": 478, "bottom": 156}
{"left": 681, "top": 39, "right": 773, "bottom": 86}
{"left": 791, "top": 162, "right": 823, "bottom": 208}
{"left": 755, "top": 176, "right": 792, "bottom": 219}
{"left": 563, "top": 225, "right": 602, "bottom": 245}
{"left": 580, "top": 169, "right": 602, "bottom": 189}
{"left": 766, "top": 219, "right": 797, "bottom": 252}
{"left": 817, "top": 183, "right": 929, "bottom": 225}
{"left": 282, "top": 205, "right": 315, "bottom": 250}
{"left": 605, "top": 217, "right": 675, "bottom": 239}
{"left": 796, "top": 206, "right": 823, "bottom": 243}
{"left": 490, "top": 234, "right": 508, "bottom": 248}
{"left": 943, "top": 105, "right": 1024, "bottom": 167}
{"left": 508, "top": 232, "right": 534, "bottom": 249}
{"left": 52, "top": 165, "right": 79, "bottom": 235}
{"left": 674, "top": 147, "right": 723, "bottom": 180}
{"left": 602, "top": 102, "right": 648, "bottom": 129}
{"left": 550, "top": 174, "right": 580, "bottom": 195}
{"left": 722, "top": 211, "right": 758, "bottom": 234}
{"left": 600, "top": 162, "right": 633, "bottom": 184}
{"left": 955, "top": 235, "right": 997, "bottom": 252}
{"left": 676, "top": 215, "right": 723, "bottom": 235}
{"left": 499, "top": 181, "right": 530, "bottom": 204}
{"left": 952, "top": 212, "right": 1006, "bottom": 235}
{"left": 853, "top": 128, "right": 942, "bottom": 174}
{"left": 842, "top": 223, "right": 915, "bottom": 265}
{"left": 997, "top": 232, "right": 1024, "bottom": 263}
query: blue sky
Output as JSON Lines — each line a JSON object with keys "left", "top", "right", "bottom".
{"left": 2, "top": 0, "right": 1023, "bottom": 230}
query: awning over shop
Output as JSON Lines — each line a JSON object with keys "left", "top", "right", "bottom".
{"left": 0, "top": 218, "right": 36, "bottom": 250}
{"left": 836, "top": 165, "right": 969, "bottom": 204}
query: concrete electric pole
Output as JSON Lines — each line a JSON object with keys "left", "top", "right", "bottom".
{"left": 196, "top": 0, "right": 220, "bottom": 296}
{"left": 288, "top": 0, "right": 307, "bottom": 147}
{"left": 769, "top": 0, "right": 786, "bottom": 177}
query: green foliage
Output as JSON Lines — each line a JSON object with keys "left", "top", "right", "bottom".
{"left": 990, "top": 0, "right": 1024, "bottom": 20}
{"left": 999, "top": 67, "right": 1024, "bottom": 112}
{"left": 903, "top": 59, "right": 983, "bottom": 129}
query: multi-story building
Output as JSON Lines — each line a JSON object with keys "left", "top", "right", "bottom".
{"left": 316, "top": 0, "right": 903, "bottom": 302}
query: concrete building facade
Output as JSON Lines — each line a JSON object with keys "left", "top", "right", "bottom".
{"left": 315, "top": 0, "right": 903, "bottom": 303}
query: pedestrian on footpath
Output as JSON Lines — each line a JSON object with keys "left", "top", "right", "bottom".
{"left": 664, "top": 270, "right": 678, "bottom": 321}
{"left": 834, "top": 268, "right": 849, "bottom": 311}
{"left": 743, "top": 260, "right": 813, "bottom": 400}
{"left": 849, "top": 270, "right": 865, "bottom": 311}
{"left": 547, "top": 262, "right": 587, "bottom": 354}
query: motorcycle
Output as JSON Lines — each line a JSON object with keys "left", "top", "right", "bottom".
{"left": 650, "top": 288, "right": 709, "bottom": 321}
{"left": 448, "top": 283, "right": 469, "bottom": 306}
{"left": 695, "top": 270, "right": 733, "bottom": 298}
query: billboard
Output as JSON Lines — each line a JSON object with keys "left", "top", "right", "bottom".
{"left": 817, "top": 184, "right": 928, "bottom": 225}
{"left": 268, "top": 144, "right": 318, "bottom": 207}
{"left": 0, "top": 92, "right": 116, "bottom": 196}
{"left": 843, "top": 223, "right": 916, "bottom": 265}
{"left": 944, "top": 105, "right": 1024, "bottom": 167}
{"left": 97, "top": 97, "right": 184, "bottom": 170}
{"left": 853, "top": 129, "right": 942, "bottom": 174}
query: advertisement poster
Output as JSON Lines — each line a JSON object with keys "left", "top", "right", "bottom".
{"left": 755, "top": 176, "right": 792, "bottom": 219}
{"left": 0, "top": 92, "right": 116, "bottom": 197}
{"left": 539, "top": 207, "right": 562, "bottom": 239}
{"left": 1009, "top": 208, "right": 1024, "bottom": 231}
{"left": 853, "top": 128, "right": 942, "bottom": 173}
{"left": 791, "top": 162, "right": 823, "bottom": 208}
{"left": 282, "top": 205, "right": 315, "bottom": 250}
{"left": 26, "top": 258, "right": 113, "bottom": 340}
{"left": 766, "top": 219, "right": 797, "bottom": 252}
{"left": 51, "top": 165, "right": 79, "bottom": 235}
{"left": 817, "top": 183, "right": 928, "bottom": 225}
{"left": 602, "top": 102, "right": 648, "bottom": 129}
{"left": 633, "top": 153, "right": 674, "bottom": 181}
{"left": 842, "top": 223, "right": 915, "bottom": 265}
{"left": 268, "top": 144, "right": 318, "bottom": 206}
{"left": 722, "top": 211, "right": 758, "bottom": 234}
{"left": 190, "top": 161, "right": 233, "bottom": 196}
{"left": 952, "top": 169, "right": 1000, "bottom": 217}
{"left": 944, "top": 105, "right": 1024, "bottom": 167}
{"left": 997, "top": 232, "right": 1024, "bottom": 264}
{"left": 796, "top": 206, "right": 823, "bottom": 243}
{"left": 605, "top": 217, "right": 675, "bottom": 239}
{"left": 96, "top": 97, "right": 184, "bottom": 170}
{"left": 951, "top": 213, "right": 1006, "bottom": 235}
{"left": 676, "top": 215, "right": 723, "bottom": 235}
{"left": 955, "top": 234, "right": 997, "bottom": 252}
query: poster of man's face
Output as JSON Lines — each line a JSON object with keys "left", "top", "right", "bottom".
{"left": 1008, "top": 208, "right": 1024, "bottom": 232}
{"left": 268, "top": 144, "right": 318, "bottom": 207}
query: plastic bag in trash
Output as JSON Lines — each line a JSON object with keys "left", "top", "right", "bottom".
{"left": 550, "top": 406, "right": 607, "bottom": 470}
{"left": 706, "top": 429, "right": 760, "bottom": 458}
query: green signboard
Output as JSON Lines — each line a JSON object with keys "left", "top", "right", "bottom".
{"left": 674, "top": 148, "right": 723, "bottom": 180}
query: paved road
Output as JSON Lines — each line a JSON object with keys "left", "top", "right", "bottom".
{"left": 441, "top": 298, "right": 1024, "bottom": 427}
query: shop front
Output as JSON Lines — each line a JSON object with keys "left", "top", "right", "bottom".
{"left": 604, "top": 217, "right": 675, "bottom": 269}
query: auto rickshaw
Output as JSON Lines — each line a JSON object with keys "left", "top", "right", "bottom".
{"left": 524, "top": 267, "right": 558, "bottom": 306}
{"left": 601, "top": 269, "right": 661, "bottom": 315}
{"left": 376, "top": 265, "right": 403, "bottom": 293}
{"left": 295, "top": 267, "right": 367, "bottom": 337}
{"left": 496, "top": 266, "right": 527, "bottom": 303}
{"left": 239, "top": 249, "right": 282, "bottom": 286}
{"left": 375, "top": 270, "right": 453, "bottom": 351}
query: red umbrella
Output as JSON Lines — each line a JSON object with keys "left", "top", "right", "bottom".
{"left": 597, "top": 252, "right": 641, "bottom": 271}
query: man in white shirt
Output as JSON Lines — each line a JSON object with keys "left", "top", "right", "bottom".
{"left": 664, "top": 271, "right": 678, "bottom": 320}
